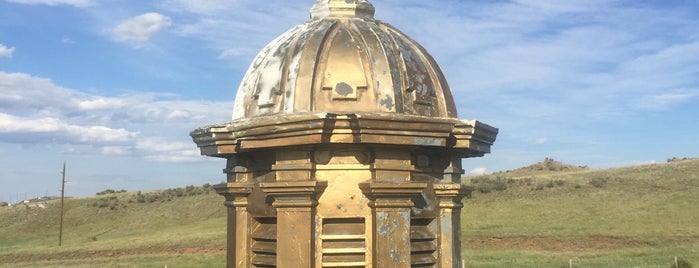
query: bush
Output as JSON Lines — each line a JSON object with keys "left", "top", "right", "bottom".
{"left": 471, "top": 176, "right": 510, "bottom": 193}
{"left": 674, "top": 257, "right": 693, "bottom": 268}
{"left": 136, "top": 191, "right": 146, "bottom": 203}
{"left": 126, "top": 184, "right": 215, "bottom": 204}
{"left": 92, "top": 196, "right": 119, "bottom": 210}
{"left": 546, "top": 180, "right": 555, "bottom": 188}
{"left": 535, "top": 183, "right": 545, "bottom": 191}
{"left": 590, "top": 177, "right": 609, "bottom": 188}
{"left": 493, "top": 177, "right": 508, "bottom": 191}
{"left": 477, "top": 183, "right": 493, "bottom": 194}
{"left": 96, "top": 189, "right": 127, "bottom": 195}
{"left": 96, "top": 189, "right": 116, "bottom": 195}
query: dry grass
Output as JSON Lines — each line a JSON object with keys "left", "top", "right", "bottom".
{"left": 1, "top": 159, "right": 698, "bottom": 267}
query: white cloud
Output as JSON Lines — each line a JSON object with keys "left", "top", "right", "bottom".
{"left": 218, "top": 47, "right": 247, "bottom": 59}
{"left": 112, "top": 13, "right": 172, "bottom": 45}
{"left": 5, "top": 0, "right": 92, "bottom": 8}
{"left": 78, "top": 98, "right": 124, "bottom": 110}
{"left": 161, "top": 0, "right": 233, "bottom": 14}
{"left": 136, "top": 138, "right": 205, "bottom": 162}
{"left": 0, "top": 113, "right": 62, "bottom": 133}
{"left": 635, "top": 89, "right": 699, "bottom": 110}
{"left": 0, "top": 113, "right": 138, "bottom": 143}
{"left": 0, "top": 71, "right": 77, "bottom": 112}
{"left": 534, "top": 138, "right": 548, "bottom": 145}
{"left": 100, "top": 146, "right": 132, "bottom": 156}
{"left": 67, "top": 125, "right": 138, "bottom": 142}
{"left": 0, "top": 43, "right": 15, "bottom": 58}
{"left": 61, "top": 37, "right": 77, "bottom": 44}
{"left": 469, "top": 167, "right": 488, "bottom": 176}
{"left": 0, "top": 71, "right": 230, "bottom": 162}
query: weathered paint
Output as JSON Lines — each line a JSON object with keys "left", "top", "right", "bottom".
{"left": 195, "top": 1, "right": 497, "bottom": 267}
{"left": 231, "top": 0, "right": 457, "bottom": 120}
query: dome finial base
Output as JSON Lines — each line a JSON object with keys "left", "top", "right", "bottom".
{"left": 311, "top": 0, "right": 375, "bottom": 20}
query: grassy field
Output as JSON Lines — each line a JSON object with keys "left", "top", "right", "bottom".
{"left": 462, "top": 158, "right": 699, "bottom": 267}
{"left": 1, "top": 158, "right": 697, "bottom": 267}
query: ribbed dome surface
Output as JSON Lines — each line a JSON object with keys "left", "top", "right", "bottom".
{"left": 232, "top": 0, "right": 458, "bottom": 120}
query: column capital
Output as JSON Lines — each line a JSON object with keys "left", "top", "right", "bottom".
{"left": 359, "top": 181, "right": 427, "bottom": 208}
{"left": 261, "top": 181, "right": 327, "bottom": 208}
{"left": 433, "top": 183, "right": 472, "bottom": 209}
{"left": 214, "top": 182, "right": 255, "bottom": 207}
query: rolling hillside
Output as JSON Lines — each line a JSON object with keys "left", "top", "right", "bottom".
{"left": 1, "top": 158, "right": 698, "bottom": 267}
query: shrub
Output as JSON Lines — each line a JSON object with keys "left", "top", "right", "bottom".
{"left": 674, "top": 257, "right": 693, "bottom": 268}
{"left": 136, "top": 191, "right": 146, "bottom": 203}
{"left": 146, "top": 194, "right": 158, "bottom": 203}
{"left": 92, "top": 196, "right": 118, "bottom": 209}
{"left": 493, "top": 177, "right": 508, "bottom": 191}
{"left": 535, "top": 183, "right": 545, "bottom": 191}
{"left": 477, "top": 183, "right": 492, "bottom": 194}
{"left": 471, "top": 176, "right": 510, "bottom": 193}
{"left": 96, "top": 189, "right": 127, "bottom": 195}
{"left": 590, "top": 177, "right": 609, "bottom": 188}
{"left": 96, "top": 189, "right": 116, "bottom": 195}
{"left": 546, "top": 180, "right": 555, "bottom": 188}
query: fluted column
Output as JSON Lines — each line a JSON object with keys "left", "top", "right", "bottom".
{"left": 360, "top": 181, "right": 426, "bottom": 268}
{"left": 215, "top": 182, "right": 254, "bottom": 268}
{"left": 434, "top": 183, "right": 470, "bottom": 268}
{"left": 261, "top": 181, "right": 327, "bottom": 268}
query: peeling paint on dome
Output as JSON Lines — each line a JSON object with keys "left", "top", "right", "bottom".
{"left": 232, "top": 0, "right": 457, "bottom": 120}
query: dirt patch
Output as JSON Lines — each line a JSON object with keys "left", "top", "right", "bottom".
{"left": 463, "top": 235, "right": 696, "bottom": 251}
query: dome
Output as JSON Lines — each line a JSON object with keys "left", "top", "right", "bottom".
{"left": 232, "top": 0, "right": 458, "bottom": 120}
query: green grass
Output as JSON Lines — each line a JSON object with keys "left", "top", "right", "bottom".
{"left": 462, "top": 158, "right": 699, "bottom": 267}
{"left": 1, "top": 159, "right": 698, "bottom": 267}
{"left": 4, "top": 254, "right": 225, "bottom": 268}
{"left": 0, "top": 187, "right": 227, "bottom": 267}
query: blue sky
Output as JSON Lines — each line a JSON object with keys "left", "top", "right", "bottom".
{"left": 1, "top": 0, "right": 697, "bottom": 201}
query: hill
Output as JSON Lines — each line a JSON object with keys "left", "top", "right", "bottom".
{"left": 1, "top": 158, "right": 698, "bottom": 267}
{"left": 516, "top": 157, "right": 589, "bottom": 171}
{"left": 462, "top": 157, "right": 699, "bottom": 267}
{"left": 0, "top": 185, "right": 227, "bottom": 267}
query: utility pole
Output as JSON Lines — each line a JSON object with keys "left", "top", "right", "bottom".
{"left": 59, "top": 161, "right": 66, "bottom": 246}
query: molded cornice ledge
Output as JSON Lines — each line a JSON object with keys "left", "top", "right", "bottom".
{"left": 190, "top": 113, "right": 498, "bottom": 157}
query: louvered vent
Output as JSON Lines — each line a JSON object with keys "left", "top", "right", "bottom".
{"left": 251, "top": 217, "right": 277, "bottom": 267}
{"left": 321, "top": 218, "right": 367, "bottom": 267}
{"left": 410, "top": 218, "right": 437, "bottom": 267}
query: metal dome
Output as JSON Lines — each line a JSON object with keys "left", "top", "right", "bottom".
{"left": 232, "top": 0, "right": 458, "bottom": 120}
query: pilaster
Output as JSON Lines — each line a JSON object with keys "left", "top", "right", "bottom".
{"left": 433, "top": 183, "right": 470, "bottom": 268}
{"left": 260, "top": 181, "right": 327, "bottom": 268}
{"left": 360, "top": 181, "right": 427, "bottom": 268}
{"left": 215, "top": 182, "right": 255, "bottom": 268}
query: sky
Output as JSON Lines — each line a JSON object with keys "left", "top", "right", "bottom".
{"left": 1, "top": 0, "right": 698, "bottom": 201}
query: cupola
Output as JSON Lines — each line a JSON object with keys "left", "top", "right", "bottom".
{"left": 232, "top": 0, "right": 458, "bottom": 120}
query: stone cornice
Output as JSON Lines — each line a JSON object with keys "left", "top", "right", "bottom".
{"left": 191, "top": 113, "right": 497, "bottom": 157}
